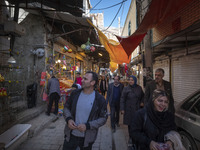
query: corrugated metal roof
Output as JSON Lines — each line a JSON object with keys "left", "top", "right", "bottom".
{"left": 5, "top": 0, "right": 83, "bottom": 17}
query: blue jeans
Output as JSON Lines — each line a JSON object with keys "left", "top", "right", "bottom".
{"left": 63, "top": 134, "right": 94, "bottom": 150}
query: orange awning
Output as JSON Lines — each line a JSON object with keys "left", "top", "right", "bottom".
{"left": 109, "top": 62, "right": 118, "bottom": 72}
{"left": 87, "top": 20, "right": 131, "bottom": 64}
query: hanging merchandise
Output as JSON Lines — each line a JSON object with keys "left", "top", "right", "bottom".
{"left": 63, "top": 45, "right": 73, "bottom": 53}
{"left": 47, "top": 55, "right": 53, "bottom": 64}
{"left": 71, "top": 66, "right": 76, "bottom": 71}
{"left": 64, "top": 45, "right": 69, "bottom": 51}
{"left": 0, "top": 74, "right": 5, "bottom": 82}
{"left": 81, "top": 44, "right": 86, "bottom": 50}
{"left": 2, "top": 88, "right": 7, "bottom": 96}
{"left": 0, "top": 88, "right": 2, "bottom": 96}
{"left": 90, "top": 46, "right": 95, "bottom": 52}
{"left": 42, "top": 90, "right": 48, "bottom": 101}
{"left": 63, "top": 60, "right": 67, "bottom": 66}
{"left": 40, "top": 72, "right": 46, "bottom": 86}
{"left": 81, "top": 38, "right": 95, "bottom": 53}
{"left": 68, "top": 49, "right": 72, "bottom": 53}
{"left": 0, "top": 87, "right": 7, "bottom": 97}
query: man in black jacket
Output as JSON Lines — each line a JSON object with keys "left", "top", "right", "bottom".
{"left": 63, "top": 71, "right": 107, "bottom": 150}
{"left": 144, "top": 68, "right": 175, "bottom": 113}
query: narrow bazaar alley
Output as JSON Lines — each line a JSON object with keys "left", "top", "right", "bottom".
{"left": 1, "top": 0, "right": 200, "bottom": 150}
{"left": 15, "top": 111, "right": 129, "bottom": 150}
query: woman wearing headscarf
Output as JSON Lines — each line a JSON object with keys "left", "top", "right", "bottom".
{"left": 130, "top": 89, "right": 177, "bottom": 150}
{"left": 120, "top": 75, "right": 144, "bottom": 145}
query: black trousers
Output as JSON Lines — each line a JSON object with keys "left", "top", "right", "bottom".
{"left": 110, "top": 102, "right": 120, "bottom": 129}
{"left": 47, "top": 92, "right": 60, "bottom": 114}
{"left": 101, "top": 90, "right": 106, "bottom": 96}
{"left": 63, "top": 134, "right": 94, "bottom": 150}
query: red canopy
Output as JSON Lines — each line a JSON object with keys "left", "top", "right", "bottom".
{"left": 116, "top": 0, "right": 193, "bottom": 57}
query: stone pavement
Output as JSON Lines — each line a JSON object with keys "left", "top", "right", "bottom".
{"left": 15, "top": 109, "right": 129, "bottom": 150}
{"left": 112, "top": 114, "right": 129, "bottom": 150}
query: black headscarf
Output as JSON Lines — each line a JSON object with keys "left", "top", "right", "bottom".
{"left": 146, "top": 90, "right": 176, "bottom": 141}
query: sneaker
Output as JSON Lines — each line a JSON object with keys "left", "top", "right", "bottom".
{"left": 127, "top": 138, "right": 132, "bottom": 146}
{"left": 127, "top": 143, "right": 133, "bottom": 147}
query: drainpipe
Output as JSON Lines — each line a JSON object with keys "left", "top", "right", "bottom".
{"left": 185, "top": 34, "right": 188, "bottom": 55}
{"left": 143, "top": 30, "right": 153, "bottom": 87}
{"left": 169, "top": 55, "right": 172, "bottom": 83}
{"left": 142, "top": 50, "right": 146, "bottom": 87}
{"left": 10, "top": 1, "right": 19, "bottom": 51}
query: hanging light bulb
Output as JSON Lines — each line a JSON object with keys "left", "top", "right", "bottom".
{"left": 7, "top": 56, "right": 16, "bottom": 64}
{"left": 7, "top": 49, "right": 16, "bottom": 64}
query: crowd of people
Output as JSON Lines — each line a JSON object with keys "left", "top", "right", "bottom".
{"left": 46, "top": 69, "right": 185, "bottom": 150}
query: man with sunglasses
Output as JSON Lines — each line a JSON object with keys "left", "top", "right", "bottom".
{"left": 62, "top": 71, "right": 107, "bottom": 150}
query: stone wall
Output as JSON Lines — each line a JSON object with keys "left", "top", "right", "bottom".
{"left": 0, "top": 14, "right": 47, "bottom": 134}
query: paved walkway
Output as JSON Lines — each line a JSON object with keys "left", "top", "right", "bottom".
{"left": 15, "top": 113, "right": 118, "bottom": 150}
{"left": 14, "top": 107, "right": 129, "bottom": 150}
{"left": 16, "top": 116, "right": 64, "bottom": 150}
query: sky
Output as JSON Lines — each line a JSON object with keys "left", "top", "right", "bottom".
{"left": 90, "top": 0, "right": 132, "bottom": 28}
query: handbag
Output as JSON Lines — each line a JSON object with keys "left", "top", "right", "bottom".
{"left": 42, "top": 91, "right": 48, "bottom": 101}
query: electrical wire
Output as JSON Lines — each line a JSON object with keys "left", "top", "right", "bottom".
{"left": 85, "top": 0, "right": 103, "bottom": 16}
{"left": 120, "top": 1, "right": 125, "bottom": 27}
{"left": 103, "top": 0, "right": 125, "bottom": 31}
{"left": 91, "top": 0, "right": 103, "bottom": 10}
{"left": 90, "top": 0, "right": 127, "bottom": 10}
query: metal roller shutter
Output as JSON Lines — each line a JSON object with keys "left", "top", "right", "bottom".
{"left": 172, "top": 54, "right": 200, "bottom": 103}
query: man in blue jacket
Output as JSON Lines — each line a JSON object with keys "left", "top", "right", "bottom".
{"left": 63, "top": 71, "right": 107, "bottom": 150}
{"left": 106, "top": 75, "right": 124, "bottom": 132}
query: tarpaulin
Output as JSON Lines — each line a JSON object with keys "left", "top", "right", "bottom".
{"left": 87, "top": 20, "right": 131, "bottom": 64}
{"left": 109, "top": 62, "right": 118, "bottom": 72}
{"left": 116, "top": 0, "right": 193, "bottom": 57}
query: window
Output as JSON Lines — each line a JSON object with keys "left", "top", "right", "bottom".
{"left": 128, "top": 21, "right": 131, "bottom": 36}
{"left": 181, "top": 91, "right": 200, "bottom": 111}
{"left": 190, "top": 98, "right": 200, "bottom": 116}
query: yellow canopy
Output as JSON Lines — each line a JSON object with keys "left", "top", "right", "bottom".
{"left": 109, "top": 62, "right": 118, "bottom": 73}
{"left": 87, "top": 20, "right": 131, "bottom": 65}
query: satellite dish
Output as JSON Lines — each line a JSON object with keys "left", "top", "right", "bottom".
{"left": 35, "top": 48, "right": 45, "bottom": 57}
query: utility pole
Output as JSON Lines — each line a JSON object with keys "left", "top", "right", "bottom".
{"left": 118, "top": 17, "right": 121, "bottom": 35}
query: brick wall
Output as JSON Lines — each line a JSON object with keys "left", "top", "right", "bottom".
{"left": 153, "top": 0, "right": 200, "bottom": 43}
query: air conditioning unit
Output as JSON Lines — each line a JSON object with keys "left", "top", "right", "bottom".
{"left": 4, "top": 21, "right": 26, "bottom": 36}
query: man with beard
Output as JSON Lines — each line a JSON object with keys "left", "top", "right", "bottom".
{"left": 144, "top": 68, "right": 175, "bottom": 113}
{"left": 106, "top": 75, "right": 124, "bottom": 132}
{"left": 62, "top": 71, "right": 107, "bottom": 150}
